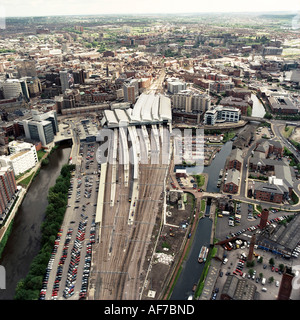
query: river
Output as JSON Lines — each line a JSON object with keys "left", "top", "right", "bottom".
{"left": 0, "top": 144, "right": 71, "bottom": 300}
{"left": 171, "top": 141, "right": 233, "bottom": 300}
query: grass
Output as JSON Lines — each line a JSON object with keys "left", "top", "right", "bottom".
{"left": 193, "top": 174, "right": 205, "bottom": 188}
{"left": 282, "top": 126, "right": 295, "bottom": 138}
{"left": 18, "top": 172, "right": 35, "bottom": 188}
{"left": 37, "top": 150, "right": 47, "bottom": 161}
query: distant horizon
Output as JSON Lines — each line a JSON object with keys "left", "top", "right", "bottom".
{"left": 4, "top": 10, "right": 300, "bottom": 19}
{"left": 1, "top": 0, "right": 300, "bottom": 18}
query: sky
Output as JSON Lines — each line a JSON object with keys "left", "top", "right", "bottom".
{"left": 1, "top": 0, "right": 300, "bottom": 17}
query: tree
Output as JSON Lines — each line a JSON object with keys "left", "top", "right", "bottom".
{"left": 269, "top": 258, "right": 275, "bottom": 267}
{"left": 268, "top": 276, "right": 274, "bottom": 284}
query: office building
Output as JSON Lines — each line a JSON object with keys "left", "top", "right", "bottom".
{"left": 0, "top": 166, "right": 17, "bottom": 216}
{"left": 172, "top": 90, "right": 211, "bottom": 112}
{"left": 123, "top": 79, "right": 139, "bottom": 104}
{"left": 60, "top": 70, "right": 69, "bottom": 93}
{"left": 0, "top": 141, "right": 38, "bottom": 177}
{"left": 167, "top": 78, "right": 187, "bottom": 94}
{"left": 2, "top": 79, "right": 23, "bottom": 99}
{"left": 19, "top": 110, "right": 58, "bottom": 147}
{"left": 204, "top": 106, "right": 241, "bottom": 125}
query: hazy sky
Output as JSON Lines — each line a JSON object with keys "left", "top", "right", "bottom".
{"left": 1, "top": 0, "right": 300, "bottom": 17}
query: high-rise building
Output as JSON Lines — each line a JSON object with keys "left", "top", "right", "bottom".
{"left": 60, "top": 70, "right": 69, "bottom": 93}
{"left": 0, "top": 166, "right": 17, "bottom": 216}
{"left": 123, "top": 79, "right": 139, "bottom": 104}
{"left": 277, "top": 267, "right": 294, "bottom": 300}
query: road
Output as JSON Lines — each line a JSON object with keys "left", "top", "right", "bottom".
{"left": 231, "top": 120, "right": 300, "bottom": 211}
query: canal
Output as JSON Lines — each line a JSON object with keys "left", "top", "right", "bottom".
{"left": 251, "top": 93, "right": 266, "bottom": 118}
{"left": 171, "top": 141, "right": 233, "bottom": 300}
{"left": 0, "top": 144, "right": 71, "bottom": 300}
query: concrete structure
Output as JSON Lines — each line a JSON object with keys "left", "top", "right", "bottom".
{"left": 259, "top": 208, "right": 269, "bottom": 229}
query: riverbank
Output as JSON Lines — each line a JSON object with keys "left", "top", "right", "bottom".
{"left": 0, "top": 145, "right": 71, "bottom": 299}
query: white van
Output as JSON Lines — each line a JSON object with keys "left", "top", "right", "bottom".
{"left": 262, "top": 278, "right": 266, "bottom": 285}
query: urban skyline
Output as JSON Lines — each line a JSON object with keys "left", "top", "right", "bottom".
{"left": 1, "top": 0, "right": 300, "bottom": 17}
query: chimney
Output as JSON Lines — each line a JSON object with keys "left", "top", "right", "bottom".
{"left": 277, "top": 267, "right": 294, "bottom": 300}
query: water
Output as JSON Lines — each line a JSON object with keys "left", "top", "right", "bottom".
{"left": 251, "top": 93, "right": 266, "bottom": 118}
{"left": 170, "top": 215, "right": 212, "bottom": 300}
{"left": 170, "top": 142, "right": 233, "bottom": 299}
{"left": 0, "top": 145, "right": 71, "bottom": 300}
{"left": 186, "top": 141, "right": 233, "bottom": 193}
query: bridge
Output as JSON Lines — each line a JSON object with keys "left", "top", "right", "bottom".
{"left": 241, "top": 115, "right": 268, "bottom": 123}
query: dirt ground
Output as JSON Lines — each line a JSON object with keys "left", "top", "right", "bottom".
{"left": 141, "top": 192, "right": 195, "bottom": 300}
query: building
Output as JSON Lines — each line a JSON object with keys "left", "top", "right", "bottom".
{"left": 255, "top": 140, "right": 284, "bottom": 158}
{"left": 0, "top": 166, "right": 18, "bottom": 217}
{"left": 219, "top": 96, "right": 252, "bottom": 116}
{"left": 166, "top": 78, "right": 187, "bottom": 94}
{"left": 209, "top": 80, "right": 234, "bottom": 94}
{"left": 0, "top": 141, "right": 38, "bottom": 176}
{"left": 226, "top": 148, "right": 243, "bottom": 171}
{"left": 268, "top": 95, "right": 298, "bottom": 114}
{"left": 19, "top": 110, "right": 58, "bottom": 147}
{"left": 223, "top": 168, "right": 240, "bottom": 194}
{"left": 60, "top": 70, "right": 71, "bottom": 93}
{"left": 221, "top": 275, "right": 257, "bottom": 300}
{"left": 204, "top": 106, "right": 241, "bottom": 125}
{"left": 123, "top": 79, "right": 139, "bottom": 104}
{"left": 1, "top": 79, "right": 23, "bottom": 99}
{"left": 263, "top": 47, "right": 283, "bottom": 56}
{"left": 253, "top": 179, "right": 287, "bottom": 204}
{"left": 172, "top": 90, "right": 211, "bottom": 112}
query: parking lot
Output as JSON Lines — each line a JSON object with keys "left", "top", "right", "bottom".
{"left": 41, "top": 142, "right": 100, "bottom": 300}
{"left": 213, "top": 243, "right": 300, "bottom": 300}
{"left": 211, "top": 200, "right": 300, "bottom": 300}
